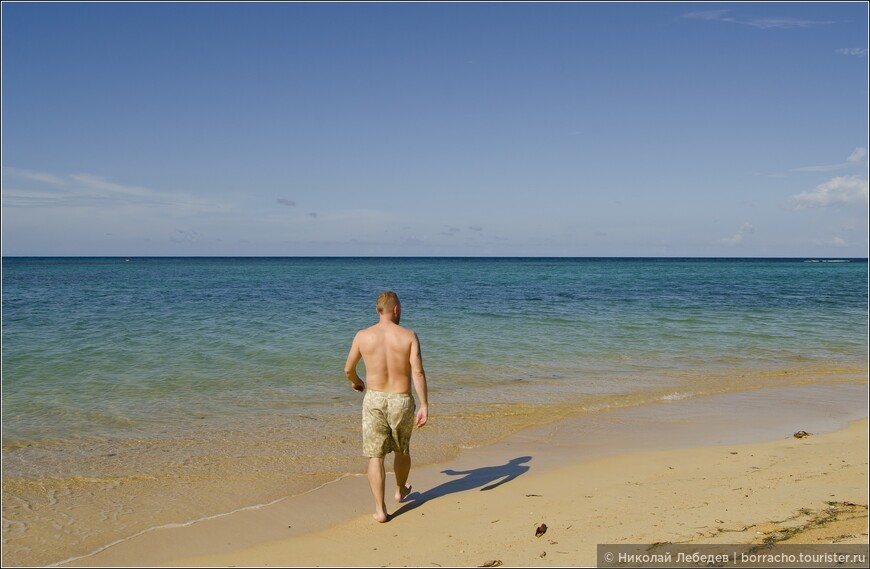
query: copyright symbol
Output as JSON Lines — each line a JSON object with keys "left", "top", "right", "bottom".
{"left": 604, "top": 552, "right": 614, "bottom": 563}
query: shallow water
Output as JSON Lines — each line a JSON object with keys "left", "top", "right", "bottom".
{"left": 2, "top": 257, "right": 867, "bottom": 566}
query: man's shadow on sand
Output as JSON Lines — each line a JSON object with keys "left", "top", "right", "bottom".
{"left": 391, "top": 456, "right": 532, "bottom": 519}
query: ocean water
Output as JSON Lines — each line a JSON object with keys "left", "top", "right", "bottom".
{"left": 2, "top": 257, "right": 868, "bottom": 566}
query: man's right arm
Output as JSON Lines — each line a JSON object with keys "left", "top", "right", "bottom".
{"left": 344, "top": 332, "right": 366, "bottom": 392}
{"left": 410, "top": 332, "right": 428, "bottom": 427}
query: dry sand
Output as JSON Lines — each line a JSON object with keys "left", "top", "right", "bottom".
{"left": 59, "top": 384, "right": 868, "bottom": 568}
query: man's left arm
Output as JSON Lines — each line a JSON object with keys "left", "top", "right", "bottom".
{"left": 410, "top": 332, "right": 428, "bottom": 427}
{"left": 344, "top": 332, "right": 366, "bottom": 392}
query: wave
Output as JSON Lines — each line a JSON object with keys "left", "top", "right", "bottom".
{"left": 661, "top": 392, "right": 692, "bottom": 401}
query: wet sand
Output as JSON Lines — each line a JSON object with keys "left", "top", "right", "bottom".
{"left": 57, "top": 382, "right": 868, "bottom": 567}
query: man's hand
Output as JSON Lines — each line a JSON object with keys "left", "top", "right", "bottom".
{"left": 351, "top": 379, "right": 365, "bottom": 392}
{"left": 415, "top": 406, "right": 428, "bottom": 428}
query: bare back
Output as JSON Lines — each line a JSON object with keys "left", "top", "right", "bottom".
{"left": 354, "top": 322, "right": 418, "bottom": 393}
{"left": 344, "top": 295, "right": 428, "bottom": 430}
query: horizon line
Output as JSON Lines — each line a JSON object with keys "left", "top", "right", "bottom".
{"left": 2, "top": 255, "right": 868, "bottom": 261}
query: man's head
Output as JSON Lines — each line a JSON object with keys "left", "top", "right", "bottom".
{"left": 376, "top": 291, "right": 401, "bottom": 323}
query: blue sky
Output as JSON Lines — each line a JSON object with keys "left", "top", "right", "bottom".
{"left": 2, "top": 2, "right": 867, "bottom": 256}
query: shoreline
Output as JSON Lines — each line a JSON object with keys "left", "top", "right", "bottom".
{"left": 4, "top": 369, "right": 865, "bottom": 567}
{"left": 57, "top": 382, "right": 868, "bottom": 567}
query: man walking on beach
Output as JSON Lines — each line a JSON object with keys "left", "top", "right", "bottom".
{"left": 345, "top": 291, "right": 429, "bottom": 522}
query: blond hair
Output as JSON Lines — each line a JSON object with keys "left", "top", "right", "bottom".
{"left": 376, "top": 291, "right": 400, "bottom": 314}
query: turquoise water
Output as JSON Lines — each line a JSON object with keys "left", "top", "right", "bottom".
{"left": 1, "top": 257, "right": 868, "bottom": 566}
{"left": 3, "top": 257, "right": 866, "bottom": 442}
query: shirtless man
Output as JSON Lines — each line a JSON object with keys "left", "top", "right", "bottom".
{"left": 344, "top": 291, "right": 429, "bottom": 522}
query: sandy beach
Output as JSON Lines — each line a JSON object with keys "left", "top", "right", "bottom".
{"left": 54, "top": 383, "right": 868, "bottom": 568}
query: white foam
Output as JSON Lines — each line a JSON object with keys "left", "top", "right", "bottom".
{"left": 662, "top": 392, "right": 692, "bottom": 401}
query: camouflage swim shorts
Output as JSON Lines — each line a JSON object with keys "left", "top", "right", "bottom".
{"left": 362, "top": 389, "right": 416, "bottom": 458}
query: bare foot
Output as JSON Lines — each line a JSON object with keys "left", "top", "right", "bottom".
{"left": 395, "top": 484, "right": 412, "bottom": 503}
{"left": 373, "top": 511, "right": 388, "bottom": 523}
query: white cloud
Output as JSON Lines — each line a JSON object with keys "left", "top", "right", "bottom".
{"left": 68, "top": 173, "right": 154, "bottom": 198}
{"left": 682, "top": 10, "right": 734, "bottom": 22}
{"left": 813, "top": 235, "right": 848, "bottom": 247}
{"left": 790, "top": 164, "right": 849, "bottom": 173}
{"left": 791, "top": 176, "right": 869, "bottom": 209}
{"left": 682, "top": 9, "right": 832, "bottom": 29}
{"left": 2, "top": 167, "right": 230, "bottom": 212}
{"left": 747, "top": 18, "right": 831, "bottom": 29}
{"left": 719, "top": 222, "right": 755, "bottom": 245}
{"left": 3, "top": 168, "right": 430, "bottom": 254}
{"left": 791, "top": 148, "right": 868, "bottom": 173}
{"left": 847, "top": 148, "right": 867, "bottom": 163}
{"left": 1, "top": 188, "right": 69, "bottom": 206}
{"left": 836, "top": 48, "right": 868, "bottom": 56}
{"left": 4, "top": 166, "right": 69, "bottom": 186}
{"left": 170, "top": 229, "right": 200, "bottom": 244}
